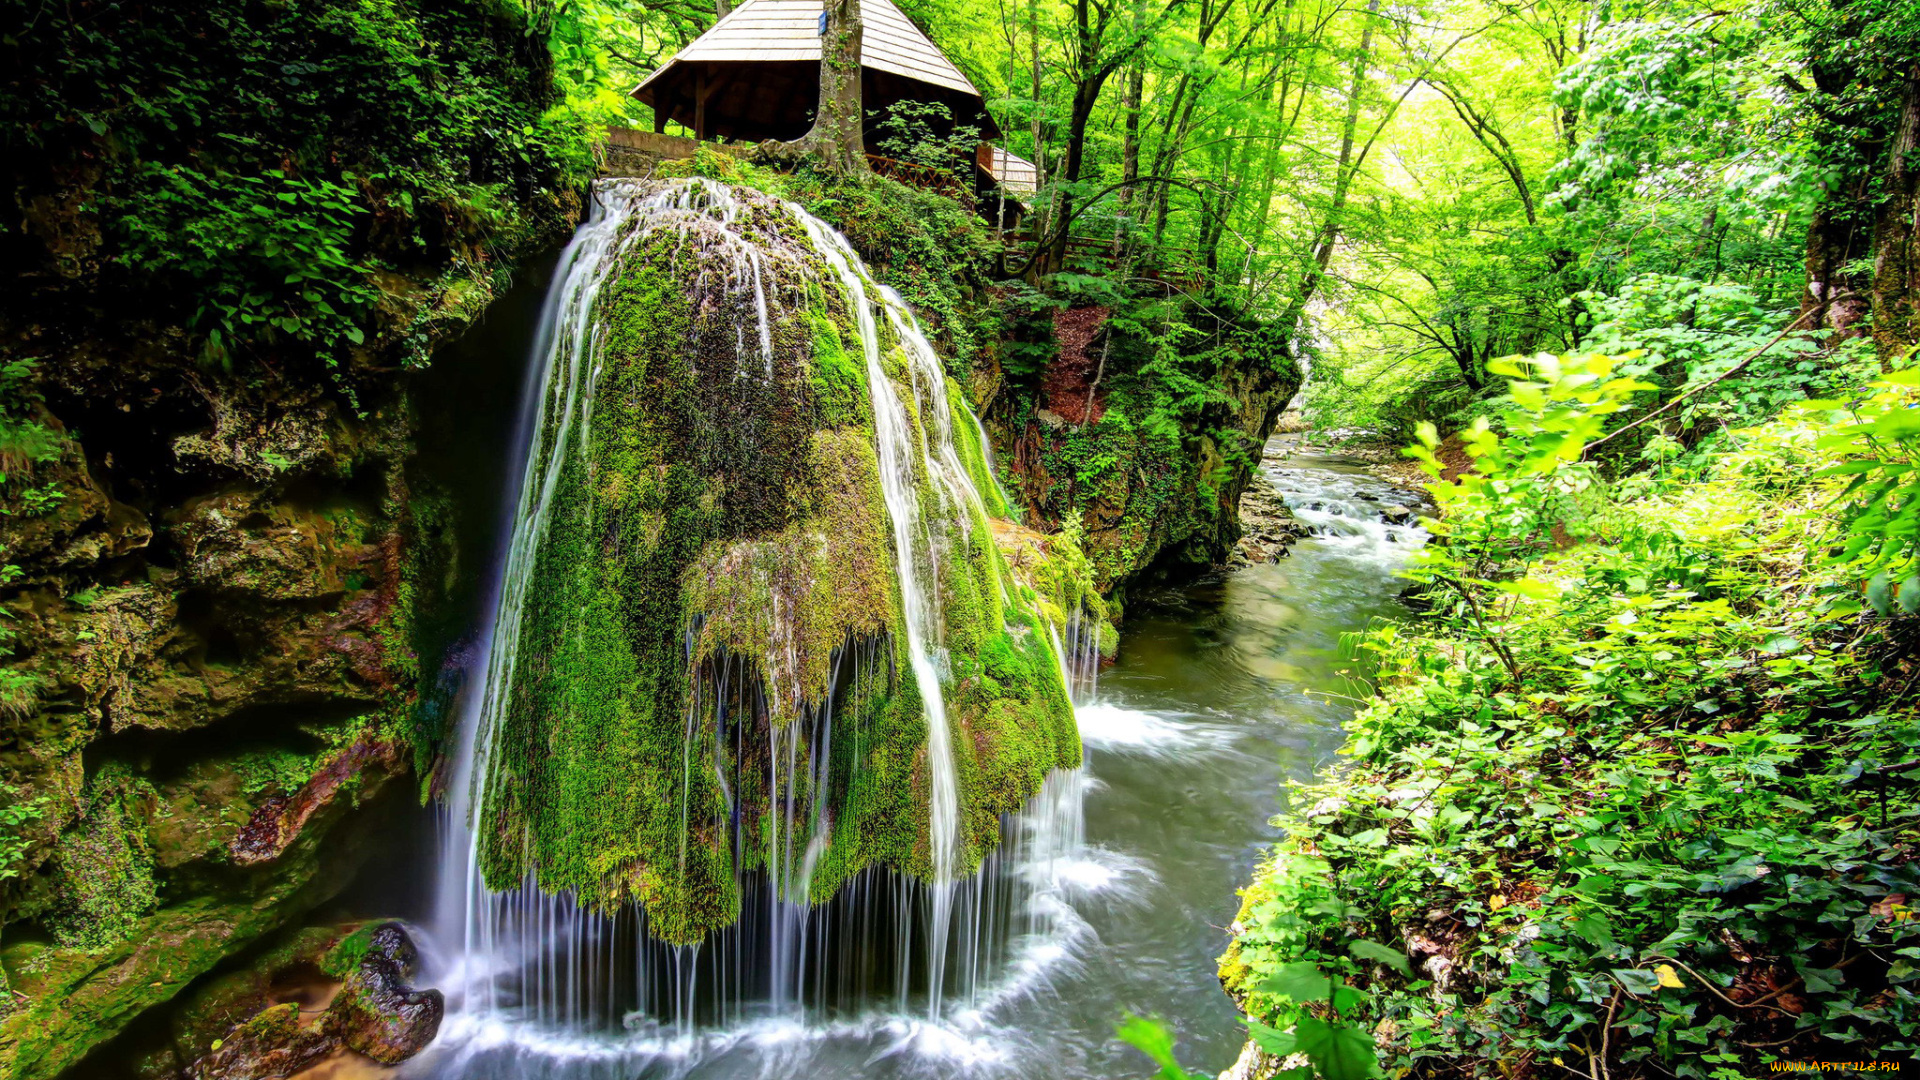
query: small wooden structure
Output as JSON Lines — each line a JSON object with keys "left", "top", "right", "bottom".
{"left": 630, "top": 0, "right": 1036, "bottom": 219}
{"left": 979, "top": 145, "right": 1038, "bottom": 201}
{"left": 633, "top": 0, "right": 999, "bottom": 145}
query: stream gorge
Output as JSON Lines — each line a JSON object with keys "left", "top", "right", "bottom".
{"left": 23, "top": 177, "right": 1426, "bottom": 1080}
{"left": 405, "top": 177, "right": 1429, "bottom": 1077}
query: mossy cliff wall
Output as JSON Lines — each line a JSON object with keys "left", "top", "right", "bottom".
{"left": 0, "top": 1, "right": 581, "bottom": 1075}
{"left": 471, "top": 179, "right": 1080, "bottom": 945}
{"left": 987, "top": 311, "right": 1302, "bottom": 593}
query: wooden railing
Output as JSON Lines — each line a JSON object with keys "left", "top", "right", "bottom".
{"left": 863, "top": 153, "right": 976, "bottom": 212}
{"left": 1013, "top": 232, "right": 1209, "bottom": 294}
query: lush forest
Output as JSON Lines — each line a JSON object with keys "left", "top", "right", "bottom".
{"left": 2, "top": 0, "right": 1918, "bottom": 1077}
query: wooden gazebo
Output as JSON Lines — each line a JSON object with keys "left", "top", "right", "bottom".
{"left": 633, "top": 0, "right": 1001, "bottom": 145}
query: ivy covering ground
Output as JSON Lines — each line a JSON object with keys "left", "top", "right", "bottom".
{"left": 1220, "top": 358, "right": 1920, "bottom": 1077}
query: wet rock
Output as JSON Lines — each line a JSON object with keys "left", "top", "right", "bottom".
{"left": 188, "top": 1003, "right": 336, "bottom": 1080}
{"left": 229, "top": 738, "right": 404, "bottom": 866}
{"left": 1381, "top": 504, "right": 1414, "bottom": 525}
{"left": 185, "top": 922, "right": 441, "bottom": 1079}
{"left": 329, "top": 924, "right": 443, "bottom": 1064}
{"left": 1232, "top": 473, "right": 1306, "bottom": 567}
{"left": 171, "top": 491, "right": 368, "bottom": 601}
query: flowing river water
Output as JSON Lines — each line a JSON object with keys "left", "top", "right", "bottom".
{"left": 306, "top": 194, "right": 1431, "bottom": 1080}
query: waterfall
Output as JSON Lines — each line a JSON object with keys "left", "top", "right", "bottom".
{"left": 795, "top": 214, "right": 977, "bottom": 1019}
{"left": 423, "top": 178, "right": 1092, "bottom": 1067}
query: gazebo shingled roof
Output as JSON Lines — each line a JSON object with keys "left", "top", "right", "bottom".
{"left": 632, "top": 0, "right": 1002, "bottom": 143}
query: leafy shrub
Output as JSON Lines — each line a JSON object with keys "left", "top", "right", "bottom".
{"left": 1227, "top": 356, "right": 1920, "bottom": 1077}
{"left": 6, "top": 0, "right": 584, "bottom": 372}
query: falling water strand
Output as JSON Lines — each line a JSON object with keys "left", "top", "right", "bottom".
{"left": 795, "top": 211, "right": 987, "bottom": 1019}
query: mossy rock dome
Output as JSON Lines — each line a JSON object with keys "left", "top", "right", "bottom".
{"left": 470, "top": 179, "right": 1080, "bottom": 945}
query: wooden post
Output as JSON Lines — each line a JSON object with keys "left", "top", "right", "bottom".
{"left": 695, "top": 71, "right": 708, "bottom": 142}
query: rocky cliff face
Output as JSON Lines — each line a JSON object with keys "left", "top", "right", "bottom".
{"left": 984, "top": 304, "right": 1302, "bottom": 597}
{"left": 0, "top": 275, "right": 483, "bottom": 1080}
{"left": 0, "top": 1, "right": 580, "bottom": 1074}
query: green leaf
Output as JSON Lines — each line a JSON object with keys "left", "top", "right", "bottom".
{"left": 1294, "top": 1015, "right": 1381, "bottom": 1080}
{"left": 1571, "top": 915, "right": 1615, "bottom": 948}
{"left": 1349, "top": 940, "right": 1414, "bottom": 978}
{"left": 1491, "top": 578, "right": 1559, "bottom": 600}
{"left": 1573, "top": 873, "right": 1617, "bottom": 897}
{"left": 1244, "top": 1017, "right": 1297, "bottom": 1056}
{"left": 1798, "top": 966, "right": 1844, "bottom": 994}
{"left": 1115, "top": 1015, "right": 1198, "bottom": 1080}
{"left": 1611, "top": 968, "right": 1660, "bottom": 996}
{"left": 1868, "top": 572, "right": 1893, "bottom": 616}
{"left": 1259, "top": 962, "right": 1333, "bottom": 1003}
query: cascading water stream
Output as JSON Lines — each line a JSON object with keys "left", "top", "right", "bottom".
{"left": 793, "top": 214, "right": 979, "bottom": 1018}
{"left": 421, "top": 179, "right": 1094, "bottom": 1073}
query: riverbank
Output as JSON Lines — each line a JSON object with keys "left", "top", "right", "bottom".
{"left": 1216, "top": 386, "right": 1920, "bottom": 1075}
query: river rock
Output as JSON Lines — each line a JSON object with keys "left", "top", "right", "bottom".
{"left": 1232, "top": 473, "right": 1306, "bottom": 566}
{"left": 186, "top": 922, "right": 441, "bottom": 1079}
{"left": 1381, "top": 504, "right": 1414, "bottom": 524}
{"left": 330, "top": 923, "right": 444, "bottom": 1064}
{"left": 188, "top": 1003, "right": 336, "bottom": 1080}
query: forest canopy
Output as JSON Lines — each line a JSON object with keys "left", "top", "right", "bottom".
{"left": 530, "top": 0, "right": 1920, "bottom": 443}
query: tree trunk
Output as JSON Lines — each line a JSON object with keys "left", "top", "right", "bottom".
{"left": 1800, "top": 190, "right": 1873, "bottom": 338}
{"left": 1872, "top": 62, "right": 1920, "bottom": 363}
{"left": 757, "top": 0, "right": 867, "bottom": 174}
{"left": 716, "top": 0, "right": 733, "bottom": 17}
{"left": 1046, "top": 79, "right": 1102, "bottom": 270}
{"left": 1114, "top": 59, "right": 1145, "bottom": 252}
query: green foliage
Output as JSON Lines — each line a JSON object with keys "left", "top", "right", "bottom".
{"left": 1579, "top": 276, "right": 1872, "bottom": 432}
{"left": 0, "top": 544, "right": 44, "bottom": 718}
{"left": 0, "top": 359, "right": 64, "bottom": 480}
{"left": 1228, "top": 356, "right": 1920, "bottom": 1076}
{"left": 115, "top": 168, "right": 383, "bottom": 368}
{"left": 1802, "top": 366, "right": 1920, "bottom": 610}
{"left": 8, "top": 0, "right": 584, "bottom": 372}
{"left": 0, "top": 788, "right": 48, "bottom": 884}
{"left": 872, "top": 100, "right": 980, "bottom": 174}
{"left": 1403, "top": 353, "right": 1651, "bottom": 679}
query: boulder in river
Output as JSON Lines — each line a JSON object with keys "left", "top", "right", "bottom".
{"left": 188, "top": 922, "right": 441, "bottom": 1079}
{"left": 329, "top": 923, "right": 444, "bottom": 1063}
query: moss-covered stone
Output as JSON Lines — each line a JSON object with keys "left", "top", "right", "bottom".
{"left": 475, "top": 180, "right": 1080, "bottom": 944}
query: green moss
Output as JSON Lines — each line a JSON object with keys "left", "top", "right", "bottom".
{"left": 46, "top": 769, "right": 159, "bottom": 953}
{"left": 477, "top": 184, "right": 1082, "bottom": 943}
{"left": 807, "top": 281, "right": 870, "bottom": 429}
{"left": 320, "top": 924, "right": 376, "bottom": 981}
{"left": 947, "top": 379, "right": 1011, "bottom": 520}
